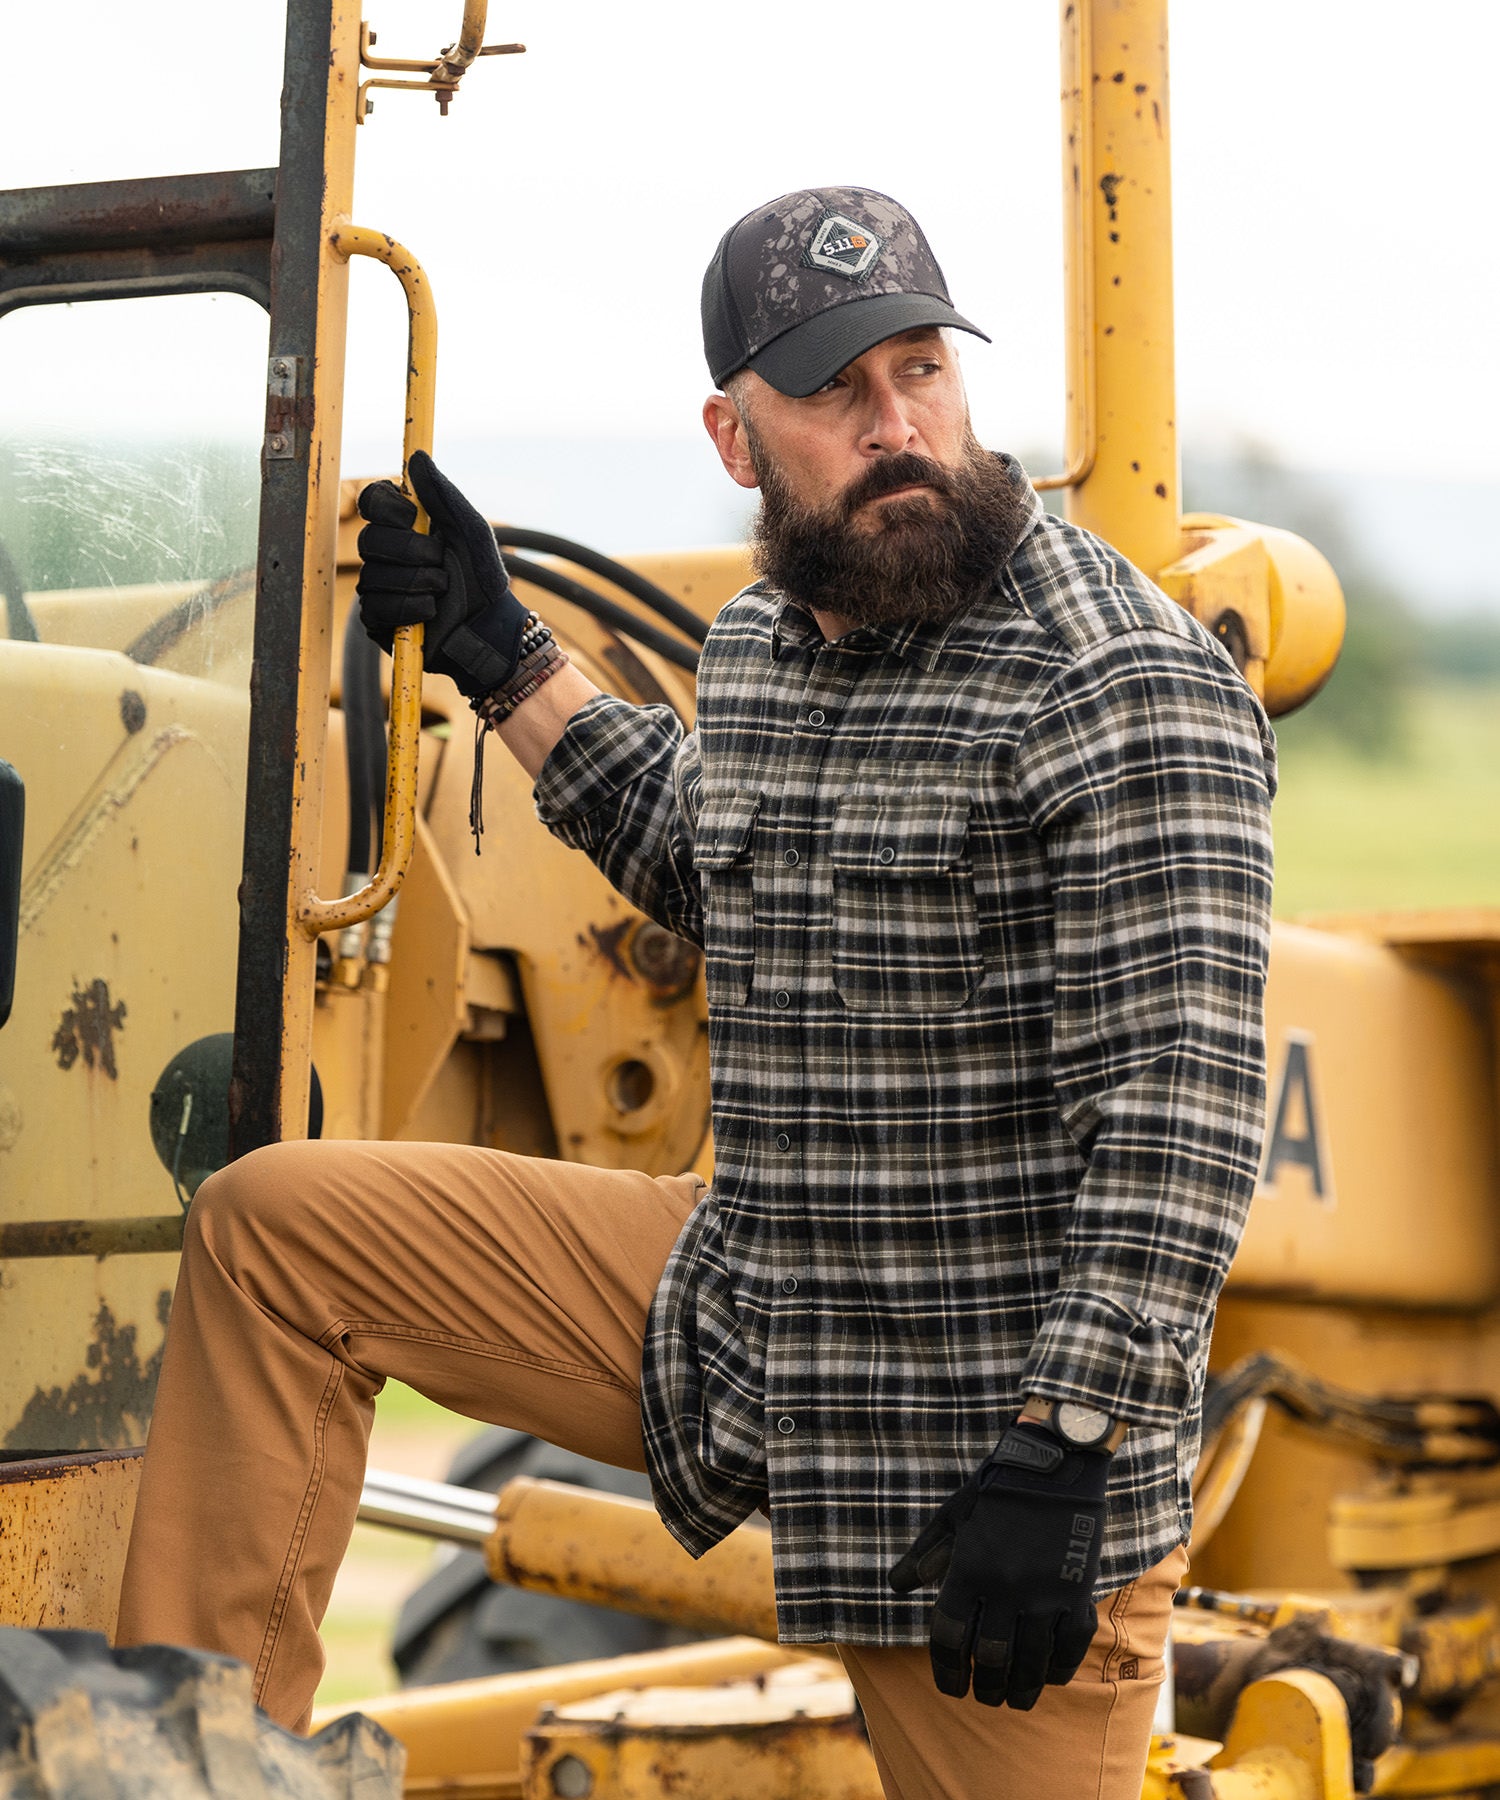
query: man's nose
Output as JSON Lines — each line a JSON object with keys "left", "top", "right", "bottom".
{"left": 859, "top": 379, "right": 919, "bottom": 456}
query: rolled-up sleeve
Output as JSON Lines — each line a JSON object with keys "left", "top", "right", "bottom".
{"left": 1013, "top": 627, "right": 1276, "bottom": 1426}
{"left": 534, "top": 694, "right": 705, "bottom": 946}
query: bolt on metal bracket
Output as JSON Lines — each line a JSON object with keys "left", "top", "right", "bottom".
{"left": 265, "top": 354, "right": 303, "bottom": 461}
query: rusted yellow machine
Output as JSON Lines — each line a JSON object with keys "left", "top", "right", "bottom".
{"left": 2, "top": 1, "right": 1498, "bottom": 1797}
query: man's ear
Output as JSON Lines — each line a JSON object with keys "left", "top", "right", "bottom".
{"left": 703, "top": 392, "right": 760, "bottom": 491}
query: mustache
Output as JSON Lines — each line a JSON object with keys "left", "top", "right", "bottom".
{"left": 838, "top": 452, "right": 957, "bottom": 521}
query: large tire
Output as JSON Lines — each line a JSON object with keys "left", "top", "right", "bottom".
{"left": 0, "top": 1630, "right": 403, "bottom": 1799}
{"left": 393, "top": 1431, "right": 705, "bottom": 1686}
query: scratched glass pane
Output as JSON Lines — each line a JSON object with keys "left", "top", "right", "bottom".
{"left": 0, "top": 293, "right": 264, "bottom": 1455}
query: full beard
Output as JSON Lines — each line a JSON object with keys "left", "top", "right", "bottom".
{"left": 747, "top": 432, "right": 1034, "bottom": 629}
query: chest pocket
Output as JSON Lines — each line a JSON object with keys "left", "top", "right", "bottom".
{"left": 693, "top": 791, "right": 760, "bottom": 1007}
{"left": 829, "top": 791, "right": 981, "bottom": 1014}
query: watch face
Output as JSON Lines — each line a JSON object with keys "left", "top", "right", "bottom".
{"left": 1056, "top": 1402, "right": 1113, "bottom": 1447}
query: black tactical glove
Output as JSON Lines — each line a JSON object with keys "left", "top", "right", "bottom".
{"left": 355, "top": 449, "right": 527, "bottom": 698}
{"left": 889, "top": 1422, "right": 1109, "bottom": 1708}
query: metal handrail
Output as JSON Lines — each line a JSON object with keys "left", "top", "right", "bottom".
{"left": 296, "top": 224, "right": 434, "bottom": 941}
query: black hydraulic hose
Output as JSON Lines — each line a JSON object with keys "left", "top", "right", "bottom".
{"left": 0, "top": 537, "right": 38, "bottom": 643}
{"left": 493, "top": 527, "right": 710, "bottom": 646}
{"left": 341, "top": 610, "right": 385, "bottom": 877}
{"left": 502, "top": 552, "right": 701, "bottom": 675}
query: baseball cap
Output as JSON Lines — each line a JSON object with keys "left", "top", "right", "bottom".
{"left": 702, "top": 186, "right": 990, "bottom": 398}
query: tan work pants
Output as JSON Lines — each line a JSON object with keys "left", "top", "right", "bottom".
{"left": 116, "top": 1138, "right": 1182, "bottom": 1799}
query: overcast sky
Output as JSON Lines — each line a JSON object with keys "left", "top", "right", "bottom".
{"left": 3, "top": 1, "right": 1496, "bottom": 494}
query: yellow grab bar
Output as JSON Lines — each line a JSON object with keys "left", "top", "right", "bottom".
{"left": 297, "top": 223, "right": 436, "bottom": 940}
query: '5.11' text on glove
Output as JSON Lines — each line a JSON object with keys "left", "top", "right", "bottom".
{"left": 889, "top": 1421, "right": 1110, "bottom": 1708}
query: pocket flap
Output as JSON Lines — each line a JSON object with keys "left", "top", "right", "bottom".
{"left": 693, "top": 791, "right": 761, "bottom": 871}
{"left": 830, "top": 792, "right": 970, "bottom": 876}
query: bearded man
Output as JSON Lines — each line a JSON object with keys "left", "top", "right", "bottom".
{"left": 118, "top": 189, "right": 1276, "bottom": 1800}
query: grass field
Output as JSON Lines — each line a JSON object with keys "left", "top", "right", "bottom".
{"left": 1271, "top": 682, "right": 1500, "bottom": 915}
{"left": 315, "top": 678, "right": 1500, "bottom": 1711}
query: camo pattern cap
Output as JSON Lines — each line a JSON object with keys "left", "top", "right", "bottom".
{"left": 702, "top": 186, "right": 990, "bottom": 397}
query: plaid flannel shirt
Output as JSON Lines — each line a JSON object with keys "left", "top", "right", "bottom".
{"left": 535, "top": 460, "right": 1276, "bottom": 1645}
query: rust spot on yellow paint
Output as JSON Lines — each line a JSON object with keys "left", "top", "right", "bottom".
{"left": 51, "top": 980, "right": 127, "bottom": 1080}
{"left": 5, "top": 1293, "right": 171, "bottom": 1454}
{"left": 588, "top": 919, "right": 634, "bottom": 982}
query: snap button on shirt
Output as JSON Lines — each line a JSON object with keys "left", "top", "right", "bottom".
{"left": 877, "top": 845, "right": 897, "bottom": 865}
{"left": 776, "top": 1416, "right": 796, "bottom": 1435}
{"left": 775, "top": 1132, "right": 791, "bottom": 1152}
{"left": 774, "top": 989, "right": 791, "bottom": 1008}
{"left": 781, "top": 1276, "right": 799, "bottom": 1294}
{"left": 807, "top": 709, "right": 826, "bottom": 726}
{"left": 783, "top": 848, "right": 800, "bottom": 866}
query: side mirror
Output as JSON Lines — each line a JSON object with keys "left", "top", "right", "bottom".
{"left": 0, "top": 760, "right": 21, "bottom": 1030}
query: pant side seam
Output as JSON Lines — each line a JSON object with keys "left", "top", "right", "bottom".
{"left": 316, "top": 1317, "right": 638, "bottom": 1396}
{"left": 253, "top": 1356, "right": 344, "bottom": 1701}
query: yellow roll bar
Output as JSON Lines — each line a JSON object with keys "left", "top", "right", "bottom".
{"left": 296, "top": 223, "right": 434, "bottom": 940}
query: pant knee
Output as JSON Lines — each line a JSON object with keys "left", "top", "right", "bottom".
{"left": 187, "top": 1139, "right": 330, "bottom": 1271}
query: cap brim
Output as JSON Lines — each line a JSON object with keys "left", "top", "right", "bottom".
{"left": 746, "top": 291, "right": 990, "bottom": 398}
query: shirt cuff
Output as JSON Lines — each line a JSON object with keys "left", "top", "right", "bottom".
{"left": 1020, "top": 1291, "right": 1200, "bottom": 1429}
{"left": 534, "top": 696, "right": 683, "bottom": 826}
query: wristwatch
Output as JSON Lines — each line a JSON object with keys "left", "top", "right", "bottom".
{"left": 1018, "top": 1397, "right": 1126, "bottom": 1452}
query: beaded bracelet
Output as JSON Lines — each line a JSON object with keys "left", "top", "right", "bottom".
{"left": 472, "top": 641, "right": 569, "bottom": 729}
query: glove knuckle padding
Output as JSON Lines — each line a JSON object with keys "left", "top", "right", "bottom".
{"left": 357, "top": 480, "right": 417, "bottom": 528}
{"left": 357, "top": 522, "right": 445, "bottom": 566}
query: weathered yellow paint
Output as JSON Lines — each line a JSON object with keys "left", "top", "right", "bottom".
{"left": 0, "top": 1449, "right": 142, "bottom": 1634}
{"left": 486, "top": 1477, "right": 777, "bottom": 1642}
{"left": 311, "top": 1638, "right": 797, "bottom": 1800}
{"left": 299, "top": 225, "right": 435, "bottom": 943}
{"left": 1195, "top": 1300, "right": 1500, "bottom": 1596}
{"left": 1211, "top": 1670, "right": 1357, "bottom": 1799}
{"left": 1140, "top": 1731, "right": 1225, "bottom": 1799}
{"left": 519, "top": 1665, "right": 882, "bottom": 1800}
{"left": 1329, "top": 1487, "right": 1500, "bottom": 1574}
{"left": 0, "top": 640, "right": 250, "bottom": 1447}
{"left": 1059, "top": 0, "right": 1179, "bottom": 577}
{"left": 1375, "top": 1736, "right": 1500, "bottom": 1795}
{"left": 274, "top": 0, "right": 362, "bottom": 1144}
{"left": 1231, "top": 923, "right": 1499, "bottom": 1308}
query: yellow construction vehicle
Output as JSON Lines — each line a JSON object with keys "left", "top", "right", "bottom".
{"left": 2, "top": 3, "right": 1498, "bottom": 1797}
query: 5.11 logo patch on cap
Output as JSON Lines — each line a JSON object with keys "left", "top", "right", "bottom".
{"left": 804, "top": 212, "right": 883, "bottom": 280}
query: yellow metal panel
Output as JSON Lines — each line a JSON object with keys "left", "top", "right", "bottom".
{"left": 412, "top": 670, "right": 710, "bottom": 1175}
{"left": 0, "top": 644, "right": 248, "bottom": 1446}
{"left": 1375, "top": 1736, "right": 1500, "bottom": 1795}
{"left": 378, "top": 812, "right": 469, "bottom": 1137}
{"left": 311, "top": 1638, "right": 797, "bottom": 1800}
{"left": 614, "top": 546, "right": 756, "bottom": 632}
{"left": 1194, "top": 1301, "right": 1500, "bottom": 1594}
{"left": 520, "top": 1666, "right": 882, "bottom": 1800}
{"left": 1231, "top": 923, "right": 1499, "bottom": 1307}
{"left": 0, "top": 1449, "right": 141, "bottom": 1634}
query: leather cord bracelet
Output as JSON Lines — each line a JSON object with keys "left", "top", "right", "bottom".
{"left": 465, "top": 614, "right": 570, "bottom": 853}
